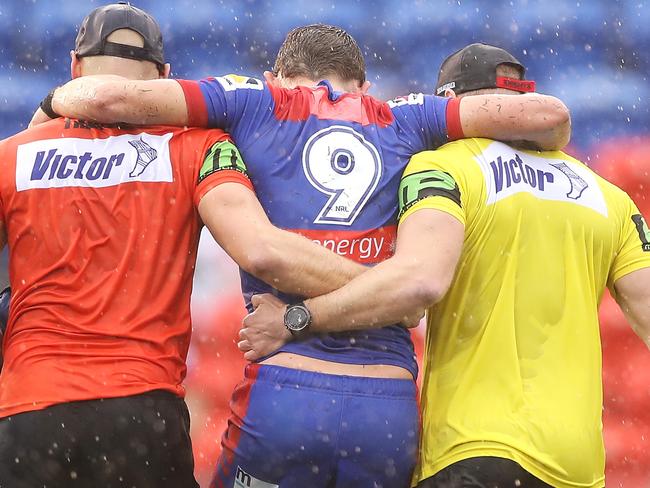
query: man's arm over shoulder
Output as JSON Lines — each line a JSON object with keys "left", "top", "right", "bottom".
{"left": 457, "top": 93, "right": 571, "bottom": 150}
{"left": 51, "top": 75, "right": 188, "bottom": 126}
{"left": 390, "top": 92, "right": 570, "bottom": 153}
{"left": 49, "top": 73, "right": 272, "bottom": 133}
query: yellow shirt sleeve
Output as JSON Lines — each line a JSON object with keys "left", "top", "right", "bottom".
{"left": 398, "top": 145, "right": 469, "bottom": 227}
{"left": 609, "top": 197, "right": 650, "bottom": 285}
{"left": 400, "top": 194, "right": 465, "bottom": 225}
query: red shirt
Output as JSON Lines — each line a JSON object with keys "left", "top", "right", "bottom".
{"left": 0, "top": 118, "right": 235, "bottom": 418}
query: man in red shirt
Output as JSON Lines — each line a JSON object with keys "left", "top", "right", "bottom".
{"left": 0, "top": 4, "right": 364, "bottom": 487}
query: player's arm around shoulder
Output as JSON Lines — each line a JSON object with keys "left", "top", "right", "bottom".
{"left": 51, "top": 75, "right": 188, "bottom": 125}
{"left": 458, "top": 93, "right": 571, "bottom": 151}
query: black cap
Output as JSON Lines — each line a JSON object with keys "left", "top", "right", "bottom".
{"left": 436, "top": 43, "right": 535, "bottom": 96}
{"left": 75, "top": 2, "right": 164, "bottom": 69}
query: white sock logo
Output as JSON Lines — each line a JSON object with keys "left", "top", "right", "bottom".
{"left": 128, "top": 137, "right": 158, "bottom": 177}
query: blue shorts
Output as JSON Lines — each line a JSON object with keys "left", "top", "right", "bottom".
{"left": 211, "top": 364, "right": 419, "bottom": 488}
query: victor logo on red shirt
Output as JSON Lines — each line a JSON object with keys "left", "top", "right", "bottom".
{"left": 15, "top": 133, "right": 174, "bottom": 191}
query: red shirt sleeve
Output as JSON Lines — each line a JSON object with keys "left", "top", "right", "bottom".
{"left": 192, "top": 130, "right": 255, "bottom": 207}
{"left": 194, "top": 171, "right": 254, "bottom": 207}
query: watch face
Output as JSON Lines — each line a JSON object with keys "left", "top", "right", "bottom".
{"left": 285, "top": 306, "right": 309, "bottom": 332}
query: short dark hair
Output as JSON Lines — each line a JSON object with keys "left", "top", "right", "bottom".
{"left": 273, "top": 24, "right": 366, "bottom": 84}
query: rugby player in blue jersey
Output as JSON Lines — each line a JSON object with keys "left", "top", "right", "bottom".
{"left": 37, "top": 24, "right": 570, "bottom": 488}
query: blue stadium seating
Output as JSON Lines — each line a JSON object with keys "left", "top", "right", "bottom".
{"left": 0, "top": 0, "right": 648, "bottom": 152}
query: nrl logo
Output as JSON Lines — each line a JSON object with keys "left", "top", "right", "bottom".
{"left": 128, "top": 137, "right": 158, "bottom": 177}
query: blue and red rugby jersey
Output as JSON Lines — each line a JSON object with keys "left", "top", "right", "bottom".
{"left": 177, "top": 75, "right": 462, "bottom": 378}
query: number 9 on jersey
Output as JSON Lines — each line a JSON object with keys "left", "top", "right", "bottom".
{"left": 302, "top": 126, "right": 382, "bottom": 226}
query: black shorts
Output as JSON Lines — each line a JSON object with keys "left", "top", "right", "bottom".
{"left": 417, "top": 457, "right": 552, "bottom": 488}
{"left": 0, "top": 390, "right": 198, "bottom": 488}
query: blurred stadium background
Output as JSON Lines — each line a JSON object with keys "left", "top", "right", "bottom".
{"left": 1, "top": 0, "right": 649, "bottom": 485}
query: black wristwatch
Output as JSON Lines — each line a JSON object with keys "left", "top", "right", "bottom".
{"left": 283, "top": 302, "right": 312, "bottom": 339}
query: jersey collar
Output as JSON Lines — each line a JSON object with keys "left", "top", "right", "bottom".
{"left": 317, "top": 80, "right": 344, "bottom": 102}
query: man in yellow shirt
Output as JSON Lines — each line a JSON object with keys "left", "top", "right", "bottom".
{"left": 240, "top": 43, "right": 650, "bottom": 488}
{"left": 394, "top": 43, "right": 650, "bottom": 488}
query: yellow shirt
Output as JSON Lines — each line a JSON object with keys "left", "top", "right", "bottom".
{"left": 399, "top": 138, "right": 650, "bottom": 488}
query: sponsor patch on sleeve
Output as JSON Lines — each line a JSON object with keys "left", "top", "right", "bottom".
{"left": 387, "top": 93, "right": 424, "bottom": 108}
{"left": 198, "top": 140, "right": 249, "bottom": 184}
{"left": 631, "top": 214, "right": 650, "bottom": 252}
{"left": 398, "top": 169, "right": 461, "bottom": 218}
{"left": 215, "top": 74, "right": 264, "bottom": 92}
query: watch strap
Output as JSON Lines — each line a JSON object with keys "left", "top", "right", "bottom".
{"left": 284, "top": 302, "right": 312, "bottom": 339}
